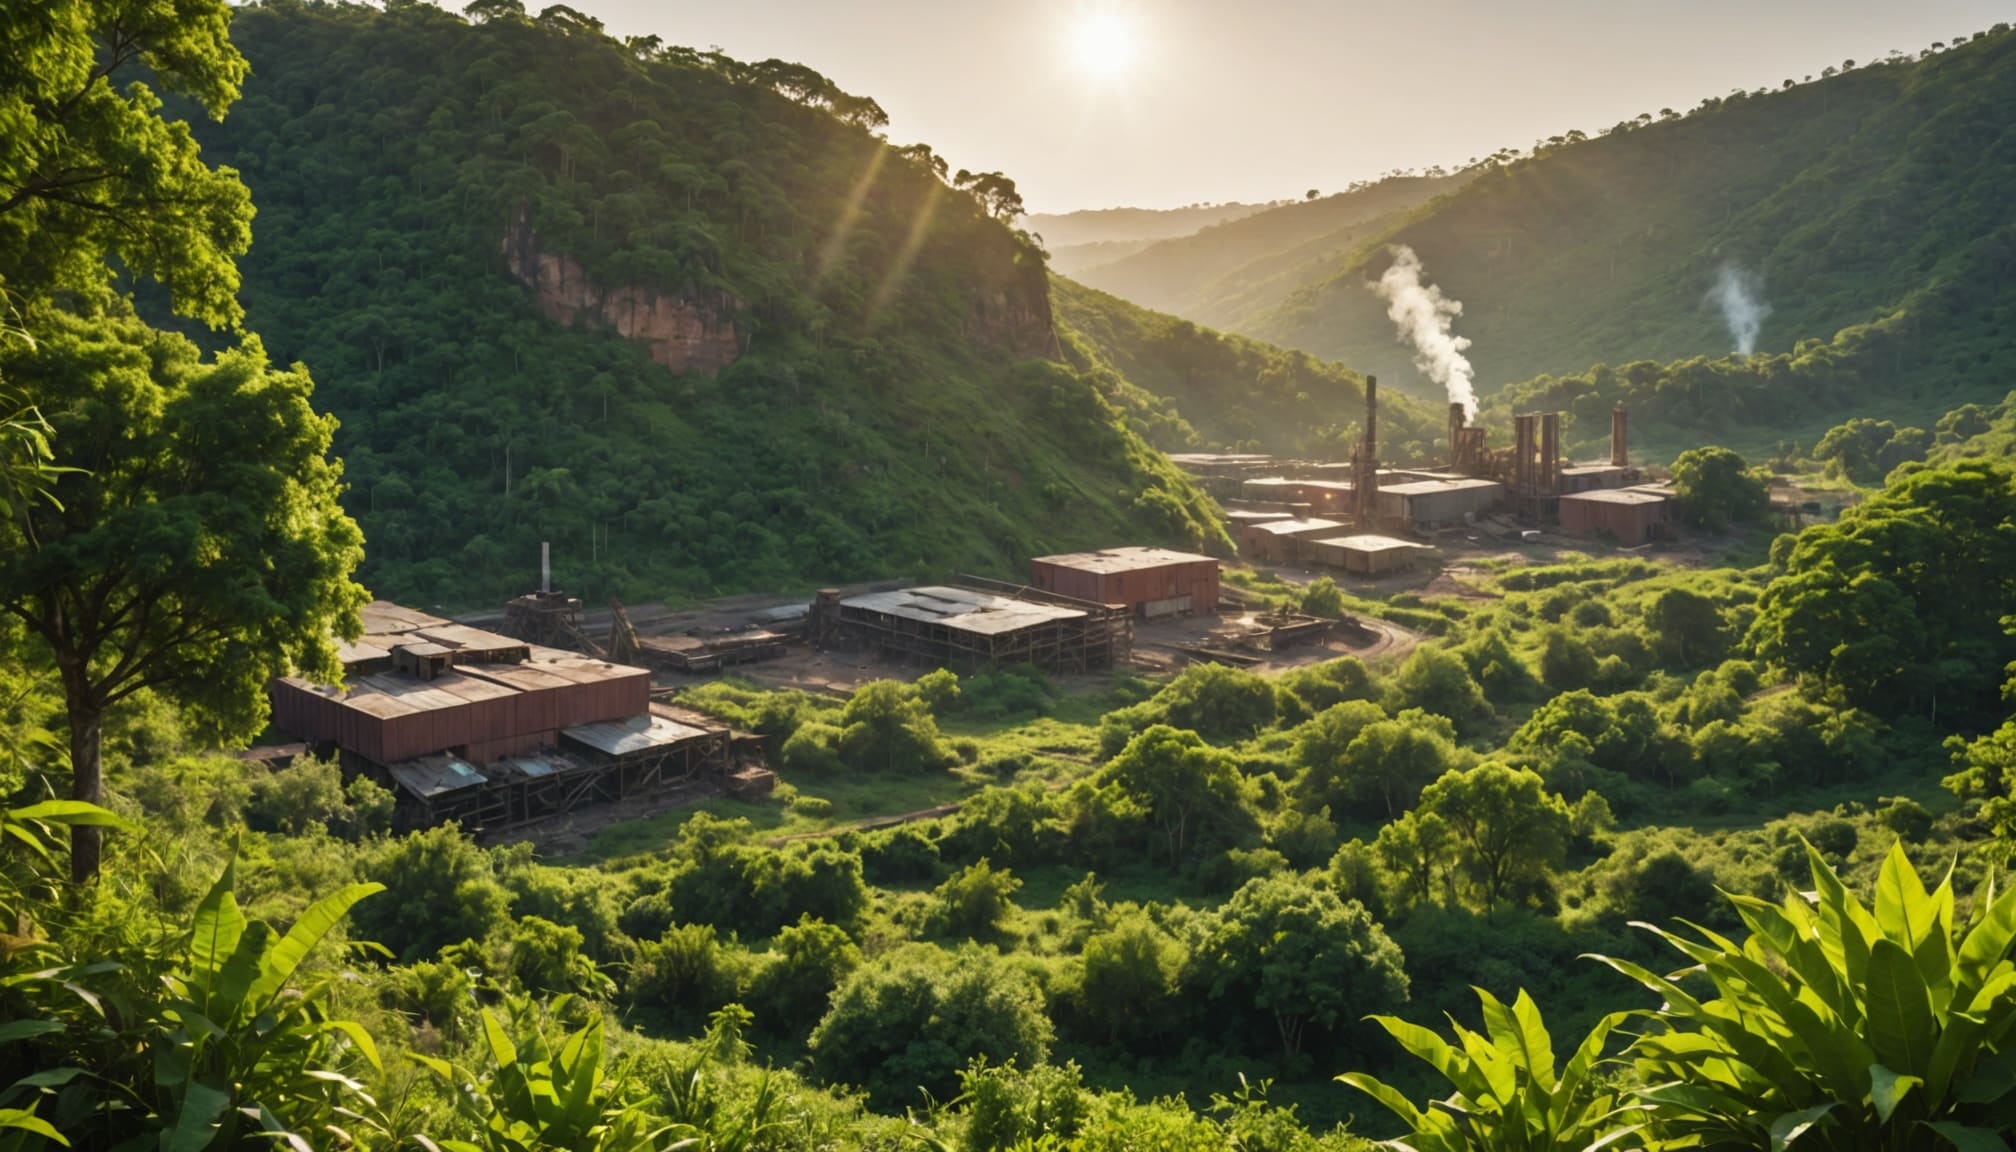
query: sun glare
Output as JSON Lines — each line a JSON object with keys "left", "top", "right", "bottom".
{"left": 1069, "top": 9, "right": 1140, "bottom": 83}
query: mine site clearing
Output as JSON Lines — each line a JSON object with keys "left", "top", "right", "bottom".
{"left": 258, "top": 385, "right": 1795, "bottom": 854}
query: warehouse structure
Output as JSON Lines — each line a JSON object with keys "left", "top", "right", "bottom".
{"left": 1031, "top": 546, "right": 1220, "bottom": 618}
{"left": 1303, "top": 534, "right": 1436, "bottom": 576}
{"left": 811, "top": 581, "right": 1131, "bottom": 672}
{"left": 270, "top": 601, "right": 733, "bottom": 832}
{"left": 1376, "top": 478, "right": 1504, "bottom": 532}
{"left": 1240, "top": 516, "right": 1348, "bottom": 564}
{"left": 1557, "top": 488, "right": 1669, "bottom": 545}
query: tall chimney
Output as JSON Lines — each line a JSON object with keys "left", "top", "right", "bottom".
{"left": 1611, "top": 404, "right": 1628, "bottom": 468}
{"left": 1540, "top": 413, "right": 1561, "bottom": 496}
{"left": 1356, "top": 375, "right": 1379, "bottom": 526}
{"left": 541, "top": 541, "right": 551, "bottom": 594}
{"left": 1448, "top": 402, "right": 1465, "bottom": 471}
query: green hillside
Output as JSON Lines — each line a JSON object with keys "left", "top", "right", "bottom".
{"left": 1023, "top": 201, "right": 1270, "bottom": 248}
{"left": 194, "top": 1, "right": 1220, "bottom": 609}
{"left": 1074, "top": 174, "right": 1470, "bottom": 331}
{"left": 1054, "top": 278, "right": 1444, "bottom": 459}
{"left": 1228, "top": 27, "right": 2016, "bottom": 432}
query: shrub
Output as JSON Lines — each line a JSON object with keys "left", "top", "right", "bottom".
{"left": 808, "top": 944, "right": 1054, "bottom": 1107}
{"left": 352, "top": 826, "right": 513, "bottom": 962}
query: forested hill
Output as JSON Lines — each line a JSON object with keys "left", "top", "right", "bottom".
{"left": 1052, "top": 278, "right": 1445, "bottom": 460}
{"left": 194, "top": 1, "right": 1219, "bottom": 609}
{"left": 1071, "top": 173, "right": 1471, "bottom": 333}
{"left": 1232, "top": 25, "right": 2016, "bottom": 423}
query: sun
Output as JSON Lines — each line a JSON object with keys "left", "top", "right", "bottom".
{"left": 1069, "top": 9, "right": 1140, "bottom": 82}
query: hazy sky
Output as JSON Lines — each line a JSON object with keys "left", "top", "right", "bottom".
{"left": 516, "top": 0, "right": 2013, "bottom": 212}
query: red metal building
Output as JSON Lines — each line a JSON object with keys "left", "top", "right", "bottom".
{"left": 1558, "top": 489, "right": 1669, "bottom": 545}
{"left": 1030, "top": 546, "right": 1220, "bottom": 618}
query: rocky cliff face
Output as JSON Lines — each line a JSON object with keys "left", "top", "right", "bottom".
{"left": 967, "top": 259, "right": 1062, "bottom": 361}
{"left": 503, "top": 213, "right": 743, "bottom": 377}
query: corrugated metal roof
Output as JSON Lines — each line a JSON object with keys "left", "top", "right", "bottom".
{"left": 1310, "top": 534, "right": 1433, "bottom": 554}
{"left": 1562, "top": 489, "right": 1667, "bottom": 506}
{"left": 1561, "top": 464, "right": 1628, "bottom": 477}
{"left": 412, "top": 624, "right": 526, "bottom": 653}
{"left": 1379, "top": 478, "right": 1505, "bottom": 496}
{"left": 387, "top": 756, "right": 487, "bottom": 798}
{"left": 359, "top": 601, "right": 450, "bottom": 635}
{"left": 563, "top": 713, "right": 714, "bottom": 756}
{"left": 336, "top": 639, "right": 392, "bottom": 667}
{"left": 841, "top": 585, "right": 1085, "bottom": 636}
{"left": 1033, "top": 546, "right": 1217, "bottom": 574}
{"left": 1249, "top": 517, "right": 1347, "bottom": 536}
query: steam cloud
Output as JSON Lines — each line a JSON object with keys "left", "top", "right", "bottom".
{"left": 1373, "top": 245, "right": 1477, "bottom": 419}
{"left": 1707, "top": 263, "right": 1771, "bottom": 355}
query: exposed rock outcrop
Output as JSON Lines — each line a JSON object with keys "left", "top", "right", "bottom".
{"left": 503, "top": 212, "right": 743, "bottom": 377}
{"left": 966, "top": 259, "right": 1062, "bottom": 361}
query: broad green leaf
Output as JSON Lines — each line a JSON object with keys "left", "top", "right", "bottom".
{"left": 1768, "top": 1103, "right": 1834, "bottom": 1149}
{"left": 244, "top": 882, "right": 384, "bottom": 1012}
{"left": 0, "top": 1020, "right": 63, "bottom": 1044}
{"left": 1920, "top": 1120, "right": 2010, "bottom": 1152}
{"left": 164, "top": 1080, "right": 232, "bottom": 1152}
{"left": 481, "top": 1008, "right": 517, "bottom": 1071}
{"left": 5, "top": 800, "right": 135, "bottom": 831}
{"left": 189, "top": 857, "right": 245, "bottom": 987}
{"left": 0, "top": 1108, "right": 66, "bottom": 1145}
{"left": 1554, "top": 1012, "right": 1627, "bottom": 1130}
{"left": 1866, "top": 938, "right": 1937, "bottom": 1076}
{"left": 211, "top": 920, "right": 273, "bottom": 1024}
{"left": 1876, "top": 842, "right": 1933, "bottom": 948}
{"left": 1954, "top": 883, "right": 2016, "bottom": 1009}
{"left": 1337, "top": 1072, "right": 1426, "bottom": 1127}
{"left": 1868, "top": 1063, "right": 1921, "bottom": 1124}
{"left": 323, "top": 1018, "right": 382, "bottom": 1072}
{"left": 1953, "top": 1048, "right": 2016, "bottom": 1104}
{"left": 1513, "top": 989, "right": 1558, "bottom": 1091}
{"left": 1924, "top": 1010, "right": 1985, "bottom": 1105}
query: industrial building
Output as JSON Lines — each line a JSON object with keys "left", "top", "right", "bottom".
{"left": 1031, "top": 546, "right": 1220, "bottom": 618}
{"left": 1558, "top": 488, "right": 1669, "bottom": 544}
{"left": 810, "top": 581, "right": 1130, "bottom": 672}
{"left": 1376, "top": 478, "right": 1505, "bottom": 531}
{"left": 270, "top": 601, "right": 736, "bottom": 832}
{"left": 1559, "top": 464, "right": 1631, "bottom": 494}
{"left": 1241, "top": 517, "right": 1348, "bottom": 564}
{"left": 1303, "top": 534, "right": 1436, "bottom": 576}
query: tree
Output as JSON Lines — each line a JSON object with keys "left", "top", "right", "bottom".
{"left": 1385, "top": 645, "right": 1490, "bottom": 732}
{"left": 1192, "top": 873, "right": 1408, "bottom": 1056}
{"left": 1643, "top": 586, "right": 1727, "bottom": 667}
{"left": 1099, "top": 725, "right": 1253, "bottom": 864}
{"left": 932, "top": 858, "right": 1022, "bottom": 937}
{"left": 1749, "top": 460, "right": 2016, "bottom": 725}
{"left": 0, "top": 0, "right": 252, "bottom": 326}
{"left": 748, "top": 915, "right": 860, "bottom": 1036}
{"left": 837, "top": 679, "right": 957, "bottom": 773}
{"left": 1537, "top": 627, "right": 1598, "bottom": 691}
{"left": 352, "top": 826, "right": 514, "bottom": 962}
{"left": 1299, "top": 708, "right": 1459, "bottom": 820}
{"left": 1299, "top": 576, "right": 1345, "bottom": 618}
{"left": 1670, "top": 446, "right": 1768, "bottom": 529}
{"left": 0, "top": 312, "right": 365, "bottom": 880}
{"left": 1417, "top": 765, "right": 1572, "bottom": 908}
{"left": 1077, "top": 913, "right": 1180, "bottom": 1047}
{"left": 808, "top": 944, "right": 1053, "bottom": 1107}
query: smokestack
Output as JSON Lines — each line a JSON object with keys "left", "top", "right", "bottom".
{"left": 1363, "top": 374, "right": 1378, "bottom": 460}
{"left": 541, "top": 541, "right": 551, "bottom": 594}
{"left": 1611, "top": 405, "right": 1628, "bottom": 468}
{"left": 1540, "top": 413, "right": 1561, "bottom": 496}
{"left": 1356, "top": 375, "right": 1380, "bottom": 526}
{"left": 1448, "top": 401, "right": 1466, "bottom": 470}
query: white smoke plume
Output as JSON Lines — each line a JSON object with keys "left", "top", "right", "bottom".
{"left": 1373, "top": 245, "right": 1477, "bottom": 419}
{"left": 1707, "top": 263, "right": 1771, "bottom": 355}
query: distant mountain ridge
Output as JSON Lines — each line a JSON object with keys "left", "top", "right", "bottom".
{"left": 1023, "top": 202, "right": 1272, "bottom": 248}
{"left": 1233, "top": 24, "right": 2016, "bottom": 428}
{"left": 1072, "top": 174, "right": 1473, "bottom": 331}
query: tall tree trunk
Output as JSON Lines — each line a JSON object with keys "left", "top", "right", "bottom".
{"left": 67, "top": 699, "right": 103, "bottom": 883}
